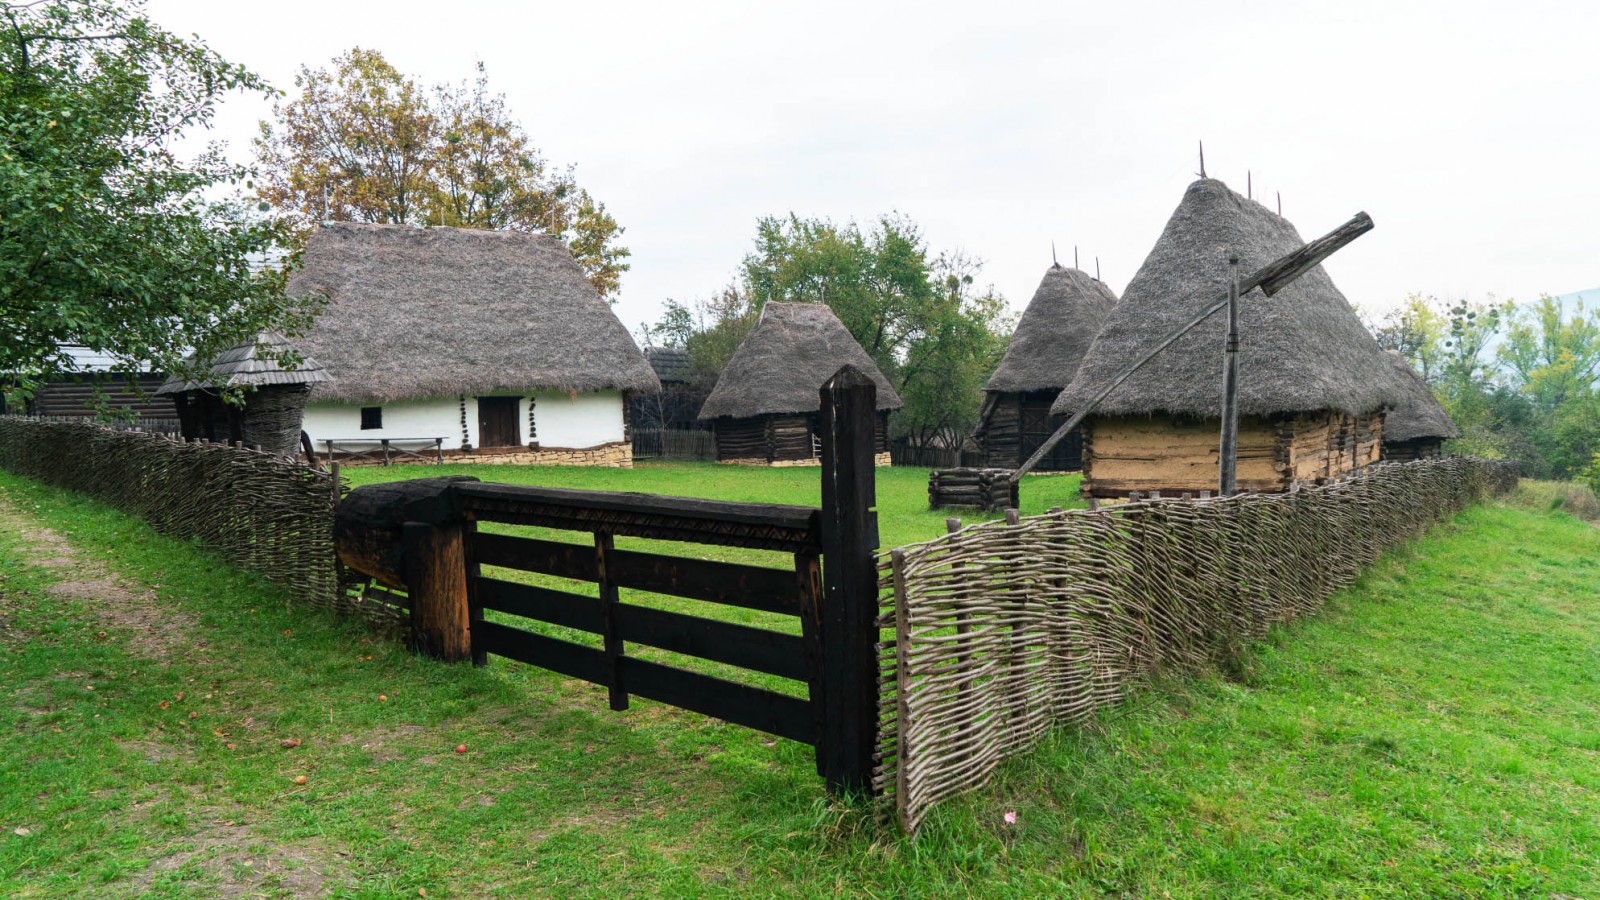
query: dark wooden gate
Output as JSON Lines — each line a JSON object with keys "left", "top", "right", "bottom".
{"left": 477, "top": 397, "right": 520, "bottom": 448}
{"left": 335, "top": 366, "right": 883, "bottom": 794}
{"left": 460, "top": 483, "right": 823, "bottom": 744}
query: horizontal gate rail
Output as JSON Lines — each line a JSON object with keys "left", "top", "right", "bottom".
{"left": 456, "top": 482, "right": 822, "bottom": 552}
{"left": 472, "top": 530, "right": 805, "bottom": 615}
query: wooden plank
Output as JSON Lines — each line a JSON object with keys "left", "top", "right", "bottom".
{"left": 456, "top": 482, "right": 818, "bottom": 532}
{"left": 471, "top": 531, "right": 597, "bottom": 581}
{"left": 473, "top": 619, "right": 608, "bottom": 684}
{"left": 614, "top": 604, "right": 808, "bottom": 681}
{"left": 402, "top": 521, "right": 471, "bottom": 662}
{"left": 619, "top": 657, "right": 815, "bottom": 745}
{"left": 474, "top": 576, "right": 602, "bottom": 633}
{"left": 608, "top": 549, "right": 800, "bottom": 616}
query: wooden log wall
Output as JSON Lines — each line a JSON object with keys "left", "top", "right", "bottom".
{"left": 770, "top": 414, "right": 815, "bottom": 462}
{"left": 1383, "top": 438, "right": 1444, "bottom": 462}
{"left": 1083, "top": 411, "right": 1387, "bottom": 498}
{"left": 979, "top": 395, "right": 1022, "bottom": 468}
{"left": 714, "top": 416, "right": 768, "bottom": 462}
{"left": 928, "top": 468, "right": 1018, "bottom": 511}
{"left": 32, "top": 374, "right": 176, "bottom": 419}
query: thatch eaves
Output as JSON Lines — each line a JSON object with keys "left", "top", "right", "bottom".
{"left": 697, "top": 302, "right": 903, "bottom": 420}
{"left": 1055, "top": 179, "right": 1407, "bottom": 418}
{"left": 1382, "top": 351, "right": 1459, "bottom": 442}
{"left": 156, "top": 331, "right": 331, "bottom": 394}
{"left": 287, "top": 223, "right": 659, "bottom": 404}
{"left": 986, "top": 264, "right": 1117, "bottom": 394}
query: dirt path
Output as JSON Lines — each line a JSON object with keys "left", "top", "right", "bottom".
{"left": 0, "top": 484, "right": 350, "bottom": 896}
{"left": 0, "top": 487, "right": 204, "bottom": 662}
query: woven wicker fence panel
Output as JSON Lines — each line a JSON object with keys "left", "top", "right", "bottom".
{"left": 0, "top": 416, "right": 395, "bottom": 624}
{"left": 876, "top": 457, "right": 1518, "bottom": 831}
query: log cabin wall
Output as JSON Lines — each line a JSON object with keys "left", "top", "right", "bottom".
{"left": 1383, "top": 438, "right": 1443, "bottom": 462}
{"left": 874, "top": 411, "right": 891, "bottom": 455}
{"left": 980, "top": 395, "right": 1022, "bottom": 468}
{"left": 1081, "top": 410, "right": 1385, "bottom": 498}
{"left": 1083, "top": 415, "right": 1281, "bottom": 497}
{"left": 979, "top": 392, "right": 1082, "bottom": 471}
{"left": 769, "top": 414, "right": 816, "bottom": 462}
{"left": 33, "top": 374, "right": 176, "bottom": 420}
{"left": 714, "top": 417, "right": 768, "bottom": 462}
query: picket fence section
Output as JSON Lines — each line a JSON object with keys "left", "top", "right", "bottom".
{"left": 874, "top": 457, "right": 1519, "bottom": 831}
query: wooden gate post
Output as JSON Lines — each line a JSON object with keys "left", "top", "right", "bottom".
{"left": 817, "top": 365, "right": 880, "bottom": 795}
{"left": 333, "top": 476, "right": 478, "bottom": 663}
{"left": 403, "top": 520, "right": 471, "bottom": 661}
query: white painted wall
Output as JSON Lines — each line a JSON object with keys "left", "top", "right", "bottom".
{"left": 529, "top": 390, "right": 624, "bottom": 449}
{"left": 302, "top": 389, "right": 625, "bottom": 452}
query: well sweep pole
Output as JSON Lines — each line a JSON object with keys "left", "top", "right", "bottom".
{"left": 1218, "top": 253, "right": 1241, "bottom": 495}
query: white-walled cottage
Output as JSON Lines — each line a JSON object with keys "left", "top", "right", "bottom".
{"left": 290, "top": 223, "right": 659, "bottom": 466}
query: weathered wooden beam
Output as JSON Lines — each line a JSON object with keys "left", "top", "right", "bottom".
{"left": 817, "top": 365, "right": 881, "bottom": 795}
{"left": 1218, "top": 254, "right": 1242, "bottom": 496}
{"left": 1011, "top": 211, "right": 1374, "bottom": 483}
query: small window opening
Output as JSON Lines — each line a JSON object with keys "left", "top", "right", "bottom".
{"left": 360, "top": 406, "right": 383, "bottom": 430}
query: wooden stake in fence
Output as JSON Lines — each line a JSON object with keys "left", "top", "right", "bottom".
{"left": 817, "top": 365, "right": 880, "bottom": 795}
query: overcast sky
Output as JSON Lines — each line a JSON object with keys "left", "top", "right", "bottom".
{"left": 148, "top": 0, "right": 1599, "bottom": 336}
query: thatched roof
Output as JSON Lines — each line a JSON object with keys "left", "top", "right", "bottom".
{"left": 1055, "top": 179, "right": 1407, "bottom": 418}
{"left": 288, "top": 223, "right": 658, "bottom": 404}
{"left": 986, "top": 264, "right": 1117, "bottom": 394}
{"left": 1382, "top": 351, "right": 1458, "bottom": 442}
{"left": 645, "top": 346, "right": 692, "bottom": 385}
{"left": 156, "top": 331, "right": 331, "bottom": 394}
{"left": 697, "top": 302, "right": 902, "bottom": 420}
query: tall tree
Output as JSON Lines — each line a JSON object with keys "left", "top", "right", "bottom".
{"left": 255, "top": 51, "right": 629, "bottom": 299}
{"left": 652, "top": 213, "right": 1012, "bottom": 445}
{"left": 0, "top": 0, "right": 315, "bottom": 397}
{"left": 255, "top": 48, "right": 436, "bottom": 228}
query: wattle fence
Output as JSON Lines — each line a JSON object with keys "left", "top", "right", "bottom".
{"left": 0, "top": 416, "right": 363, "bottom": 619}
{"left": 874, "top": 456, "right": 1519, "bottom": 831}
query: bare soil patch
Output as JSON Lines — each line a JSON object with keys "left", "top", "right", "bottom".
{"left": 0, "top": 490, "right": 199, "bottom": 660}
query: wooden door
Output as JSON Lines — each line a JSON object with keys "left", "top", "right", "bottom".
{"left": 477, "top": 397, "right": 520, "bottom": 448}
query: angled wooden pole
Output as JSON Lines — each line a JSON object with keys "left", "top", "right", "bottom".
{"left": 1010, "top": 211, "right": 1374, "bottom": 483}
{"left": 1218, "top": 253, "right": 1241, "bottom": 496}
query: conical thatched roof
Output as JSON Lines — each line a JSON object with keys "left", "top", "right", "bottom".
{"left": 156, "top": 331, "right": 331, "bottom": 394}
{"left": 1382, "top": 351, "right": 1458, "bottom": 442}
{"left": 287, "top": 223, "right": 658, "bottom": 404}
{"left": 697, "top": 302, "right": 903, "bottom": 420}
{"left": 1055, "top": 179, "right": 1406, "bottom": 418}
{"left": 986, "top": 264, "right": 1117, "bottom": 393}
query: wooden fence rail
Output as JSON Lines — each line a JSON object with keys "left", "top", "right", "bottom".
{"left": 875, "top": 456, "right": 1519, "bottom": 831}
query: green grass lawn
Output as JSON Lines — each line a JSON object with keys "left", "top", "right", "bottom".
{"left": 1, "top": 465, "right": 1597, "bottom": 897}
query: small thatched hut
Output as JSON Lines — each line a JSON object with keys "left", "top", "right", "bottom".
{"left": 157, "top": 332, "right": 330, "bottom": 456}
{"left": 975, "top": 264, "right": 1117, "bottom": 470}
{"left": 697, "top": 302, "right": 901, "bottom": 465}
{"left": 290, "top": 223, "right": 659, "bottom": 466}
{"left": 1054, "top": 178, "right": 1409, "bottom": 497}
{"left": 1380, "top": 351, "right": 1458, "bottom": 460}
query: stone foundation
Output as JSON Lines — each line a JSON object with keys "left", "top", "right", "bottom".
{"left": 717, "top": 452, "right": 893, "bottom": 468}
{"left": 336, "top": 441, "right": 635, "bottom": 468}
{"left": 466, "top": 442, "right": 633, "bottom": 468}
